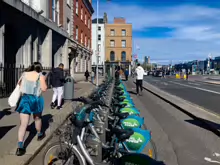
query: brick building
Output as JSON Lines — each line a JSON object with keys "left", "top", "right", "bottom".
{"left": 105, "top": 18, "right": 132, "bottom": 73}
{"left": 70, "top": 0, "right": 94, "bottom": 80}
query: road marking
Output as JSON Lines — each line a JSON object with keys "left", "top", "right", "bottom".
{"left": 187, "top": 82, "right": 201, "bottom": 86}
{"left": 213, "top": 153, "right": 220, "bottom": 157}
{"left": 204, "top": 157, "right": 220, "bottom": 164}
{"left": 170, "top": 81, "right": 220, "bottom": 95}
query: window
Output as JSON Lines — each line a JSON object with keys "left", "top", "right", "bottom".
{"left": 98, "top": 34, "right": 101, "bottom": 41}
{"left": 110, "top": 29, "right": 115, "bottom": 36}
{"left": 67, "top": 0, "right": 70, "bottom": 6}
{"left": 88, "top": 39, "right": 90, "bottom": 49}
{"left": 121, "top": 51, "right": 126, "bottom": 61}
{"left": 88, "top": 18, "right": 90, "bottom": 29}
{"left": 85, "top": 13, "right": 87, "bottom": 25}
{"left": 75, "top": 26, "right": 78, "bottom": 40}
{"left": 98, "top": 26, "right": 101, "bottom": 31}
{"left": 122, "top": 29, "right": 126, "bottom": 36}
{"left": 67, "top": 18, "right": 70, "bottom": 34}
{"left": 52, "top": 0, "right": 60, "bottom": 25}
{"left": 81, "top": 31, "right": 83, "bottom": 44}
{"left": 81, "top": 7, "right": 83, "bottom": 20}
{"left": 110, "top": 51, "right": 115, "bottom": 61}
{"left": 85, "top": 35, "right": 87, "bottom": 46}
{"left": 98, "top": 44, "right": 101, "bottom": 51}
{"left": 110, "top": 40, "right": 115, "bottom": 47}
{"left": 122, "top": 40, "right": 126, "bottom": 48}
{"left": 76, "top": 0, "right": 78, "bottom": 14}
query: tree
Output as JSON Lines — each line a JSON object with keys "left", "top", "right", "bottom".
{"left": 142, "top": 63, "right": 152, "bottom": 70}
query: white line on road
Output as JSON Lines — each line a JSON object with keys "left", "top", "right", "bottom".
{"left": 188, "top": 82, "right": 201, "bottom": 86}
{"left": 213, "top": 153, "right": 220, "bottom": 157}
{"left": 204, "top": 157, "right": 220, "bottom": 164}
{"left": 170, "top": 81, "right": 220, "bottom": 95}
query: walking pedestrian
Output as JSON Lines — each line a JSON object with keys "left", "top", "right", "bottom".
{"left": 186, "top": 69, "right": 189, "bottom": 80}
{"left": 50, "top": 63, "right": 65, "bottom": 110}
{"left": 162, "top": 69, "right": 166, "bottom": 78}
{"left": 84, "top": 70, "right": 90, "bottom": 81}
{"left": 125, "top": 68, "right": 129, "bottom": 81}
{"left": 15, "top": 62, "right": 47, "bottom": 156}
{"left": 91, "top": 70, "right": 95, "bottom": 84}
{"left": 119, "top": 68, "right": 123, "bottom": 80}
{"left": 115, "top": 67, "right": 120, "bottom": 80}
{"left": 135, "top": 63, "right": 144, "bottom": 96}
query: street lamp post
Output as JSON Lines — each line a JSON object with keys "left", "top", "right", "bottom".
{"left": 96, "top": 0, "right": 99, "bottom": 87}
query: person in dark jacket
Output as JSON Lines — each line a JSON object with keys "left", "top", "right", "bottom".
{"left": 50, "top": 63, "right": 65, "bottom": 110}
{"left": 85, "top": 70, "right": 90, "bottom": 81}
{"left": 124, "top": 69, "right": 129, "bottom": 81}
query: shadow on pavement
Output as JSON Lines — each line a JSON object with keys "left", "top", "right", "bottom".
{"left": 0, "top": 125, "right": 16, "bottom": 139}
{"left": 24, "top": 114, "right": 53, "bottom": 148}
{"left": 127, "top": 90, "right": 137, "bottom": 95}
{"left": 0, "top": 108, "right": 12, "bottom": 120}
{"left": 114, "top": 153, "right": 166, "bottom": 165}
{"left": 185, "top": 118, "right": 220, "bottom": 137}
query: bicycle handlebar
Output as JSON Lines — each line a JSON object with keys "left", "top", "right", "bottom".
{"left": 72, "top": 97, "right": 109, "bottom": 108}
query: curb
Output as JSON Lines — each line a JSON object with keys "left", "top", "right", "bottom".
{"left": 133, "top": 81, "right": 220, "bottom": 137}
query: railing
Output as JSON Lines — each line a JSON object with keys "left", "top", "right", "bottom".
{"left": 0, "top": 63, "right": 53, "bottom": 98}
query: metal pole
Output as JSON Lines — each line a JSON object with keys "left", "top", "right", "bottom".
{"left": 96, "top": 0, "right": 99, "bottom": 86}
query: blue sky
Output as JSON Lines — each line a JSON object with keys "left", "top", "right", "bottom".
{"left": 92, "top": 0, "right": 220, "bottom": 64}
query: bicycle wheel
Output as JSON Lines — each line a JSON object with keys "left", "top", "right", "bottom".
{"left": 144, "top": 139, "right": 157, "bottom": 160}
{"left": 43, "top": 141, "right": 86, "bottom": 165}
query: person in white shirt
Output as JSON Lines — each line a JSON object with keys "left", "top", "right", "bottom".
{"left": 91, "top": 71, "right": 95, "bottom": 84}
{"left": 135, "top": 63, "right": 144, "bottom": 95}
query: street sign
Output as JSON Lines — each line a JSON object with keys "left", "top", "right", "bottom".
{"left": 134, "top": 54, "right": 138, "bottom": 59}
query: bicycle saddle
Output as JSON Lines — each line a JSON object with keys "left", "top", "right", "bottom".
{"left": 114, "top": 112, "right": 129, "bottom": 119}
{"left": 111, "top": 128, "right": 134, "bottom": 142}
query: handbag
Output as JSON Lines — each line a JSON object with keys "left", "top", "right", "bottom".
{"left": 8, "top": 84, "right": 21, "bottom": 107}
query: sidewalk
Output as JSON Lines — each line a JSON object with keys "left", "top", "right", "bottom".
{"left": 0, "top": 79, "right": 103, "bottom": 165}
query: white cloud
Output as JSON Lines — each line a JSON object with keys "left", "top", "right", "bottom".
{"left": 95, "top": 2, "right": 220, "bottom": 63}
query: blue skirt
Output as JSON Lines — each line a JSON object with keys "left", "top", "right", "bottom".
{"left": 16, "top": 94, "right": 44, "bottom": 114}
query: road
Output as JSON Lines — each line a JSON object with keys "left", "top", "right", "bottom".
{"left": 144, "top": 76, "right": 220, "bottom": 115}
{"left": 125, "top": 80, "right": 220, "bottom": 165}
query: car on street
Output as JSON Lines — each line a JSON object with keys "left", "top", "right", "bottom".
{"left": 147, "top": 71, "right": 153, "bottom": 76}
{"left": 153, "top": 70, "right": 162, "bottom": 77}
{"left": 144, "top": 70, "right": 148, "bottom": 76}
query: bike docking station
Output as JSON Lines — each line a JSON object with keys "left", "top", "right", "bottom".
{"left": 42, "top": 76, "right": 164, "bottom": 165}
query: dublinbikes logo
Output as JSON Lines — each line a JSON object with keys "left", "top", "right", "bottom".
{"left": 120, "top": 108, "right": 139, "bottom": 115}
{"left": 122, "top": 119, "right": 140, "bottom": 129}
{"left": 125, "top": 132, "right": 145, "bottom": 151}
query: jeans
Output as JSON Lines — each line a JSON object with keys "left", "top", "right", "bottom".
{"left": 136, "top": 79, "right": 143, "bottom": 94}
{"left": 91, "top": 77, "right": 94, "bottom": 83}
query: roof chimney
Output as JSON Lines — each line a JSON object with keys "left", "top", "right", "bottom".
{"left": 114, "top": 17, "right": 126, "bottom": 24}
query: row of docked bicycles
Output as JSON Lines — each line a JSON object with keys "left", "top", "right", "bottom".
{"left": 43, "top": 77, "right": 165, "bottom": 165}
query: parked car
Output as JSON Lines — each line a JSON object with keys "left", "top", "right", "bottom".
{"left": 144, "top": 70, "right": 148, "bottom": 76}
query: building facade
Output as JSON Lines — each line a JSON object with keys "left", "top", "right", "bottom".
{"left": 105, "top": 18, "right": 132, "bottom": 72}
{"left": 91, "top": 18, "right": 106, "bottom": 74}
{"left": 0, "top": 0, "right": 93, "bottom": 98}
{"left": 70, "top": 0, "right": 94, "bottom": 81}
